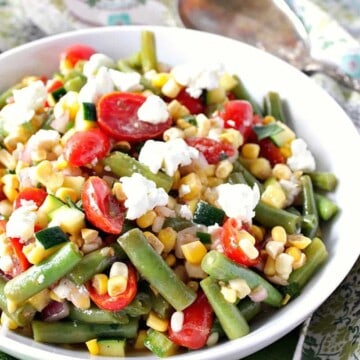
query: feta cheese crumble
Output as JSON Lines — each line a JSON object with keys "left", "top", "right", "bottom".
{"left": 138, "top": 138, "right": 199, "bottom": 176}
{"left": 137, "top": 94, "right": 169, "bottom": 124}
{"left": 120, "top": 173, "right": 169, "bottom": 220}
{"left": 82, "top": 53, "right": 115, "bottom": 78}
{"left": 287, "top": 138, "right": 316, "bottom": 172}
{"left": 216, "top": 183, "right": 260, "bottom": 223}
{"left": 171, "top": 62, "right": 224, "bottom": 98}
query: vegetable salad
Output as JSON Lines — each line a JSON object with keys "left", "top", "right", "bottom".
{"left": 0, "top": 30, "right": 338, "bottom": 357}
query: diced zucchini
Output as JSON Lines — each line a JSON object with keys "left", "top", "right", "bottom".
{"left": 261, "top": 177, "right": 287, "bottom": 209}
{"left": 144, "top": 329, "right": 178, "bottom": 358}
{"left": 49, "top": 87, "right": 66, "bottom": 103}
{"left": 270, "top": 121, "right": 295, "bottom": 147}
{"left": 97, "top": 339, "right": 126, "bottom": 357}
{"left": 253, "top": 122, "right": 283, "bottom": 141}
{"left": 35, "top": 226, "right": 69, "bottom": 249}
{"left": 206, "top": 87, "right": 226, "bottom": 105}
{"left": 193, "top": 200, "right": 225, "bottom": 226}
{"left": 75, "top": 102, "right": 98, "bottom": 130}
{"left": 38, "top": 194, "right": 65, "bottom": 220}
{"left": 49, "top": 205, "right": 85, "bottom": 235}
{"left": 196, "top": 231, "right": 211, "bottom": 244}
{"left": 63, "top": 75, "right": 86, "bottom": 92}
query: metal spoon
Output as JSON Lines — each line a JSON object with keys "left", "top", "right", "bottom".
{"left": 177, "top": 0, "right": 360, "bottom": 91}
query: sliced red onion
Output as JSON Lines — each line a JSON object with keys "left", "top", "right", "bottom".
{"left": 41, "top": 300, "right": 70, "bottom": 322}
{"left": 249, "top": 285, "right": 268, "bottom": 303}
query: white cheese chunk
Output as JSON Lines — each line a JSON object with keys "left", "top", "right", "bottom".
{"left": 120, "top": 173, "right": 169, "bottom": 220}
{"left": 287, "top": 138, "right": 316, "bottom": 172}
{"left": 109, "top": 69, "right": 142, "bottom": 92}
{"left": 137, "top": 94, "right": 169, "bottom": 124}
{"left": 82, "top": 53, "right": 115, "bottom": 78}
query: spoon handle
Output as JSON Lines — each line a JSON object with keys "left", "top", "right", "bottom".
{"left": 303, "top": 59, "right": 360, "bottom": 92}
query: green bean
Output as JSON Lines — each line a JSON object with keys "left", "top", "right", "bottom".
{"left": 254, "top": 201, "right": 301, "bottom": 235}
{"left": 237, "top": 298, "right": 262, "bottom": 322}
{"left": 140, "top": 30, "right": 158, "bottom": 73}
{"left": 4, "top": 242, "right": 82, "bottom": 306}
{"left": 63, "top": 75, "right": 86, "bottom": 92}
{"left": 201, "top": 251, "right": 283, "bottom": 307}
{"left": 0, "top": 277, "right": 36, "bottom": 327}
{"left": 231, "top": 75, "right": 263, "bottom": 115}
{"left": 68, "top": 305, "right": 129, "bottom": 324}
{"left": 120, "top": 291, "right": 152, "bottom": 317}
{"left": 308, "top": 171, "right": 337, "bottom": 192}
{"left": 263, "top": 91, "right": 287, "bottom": 123}
{"left": 315, "top": 193, "right": 339, "bottom": 221}
{"left": 162, "top": 217, "right": 193, "bottom": 231}
{"left": 227, "top": 171, "right": 247, "bottom": 185}
{"left": 68, "top": 246, "right": 117, "bottom": 285}
{"left": 300, "top": 175, "right": 319, "bottom": 238}
{"left": 117, "top": 59, "right": 137, "bottom": 73}
{"left": 118, "top": 229, "right": 196, "bottom": 311}
{"left": 32, "top": 318, "right": 138, "bottom": 343}
{"left": 288, "top": 237, "right": 328, "bottom": 290}
{"left": 104, "top": 151, "right": 173, "bottom": 192}
{"left": 144, "top": 329, "right": 178, "bottom": 358}
{"left": 150, "top": 292, "right": 173, "bottom": 319}
{"left": 200, "top": 276, "right": 249, "bottom": 340}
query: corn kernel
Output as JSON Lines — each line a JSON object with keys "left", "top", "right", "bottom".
{"left": 187, "top": 280, "right": 199, "bottom": 292}
{"left": 170, "top": 311, "right": 184, "bottom": 332}
{"left": 265, "top": 240, "right": 285, "bottom": 259}
{"left": 272, "top": 163, "right": 292, "bottom": 180}
{"left": 219, "top": 73, "right": 237, "bottom": 91}
{"left": 92, "top": 274, "right": 109, "bottom": 296}
{"left": 35, "top": 160, "right": 64, "bottom": 192}
{"left": 28, "top": 289, "right": 51, "bottom": 311}
{"left": 152, "top": 72, "right": 170, "bottom": 88}
{"left": 108, "top": 275, "right": 128, "bottom": 297}
{"left": 280, "top": 143, "right": 292, "bottom": 158}
{"left": 136, "top": 210, "right": 157, "bottom": 228}
{"left": 286, "top": 234, "right": 312, "bottom": 249}
{"left": 167, "top": 100, "right": 190, "bottom": 119}
{"left": 146, "top": 311, "right": 169, "bottom": 332}
{"left": 262, "top": 115, "right": 276, "bottom": 125}
{"left": 215, "top": 160, "right": 233, "bottom": 179}
{"left": 0, "top": 149, "right": 16, "bottom": 170}
{"left": 249, "top": 157, "right": 272, "bottom": 180}
{"left": 184, "top": 261, "right": 207, "bottom": 279}
{"left": 163, "top": 127, "right": 184, "bottom": 141}
{"left": 228, "top": 278, "right": 251, "bottom": 299}
{"left": 275, "top": 253, "right": 294, "bottom": 279}
{"left": 285, "top": 246, "right": 302, "bottom": 263}
{"left": 183, "top": 125, "right": 198, "bottom": 138}
{"left": 293, "top": 252, "right": 306, "bottom": 269}
{"left": 218, "top": 128, "right": 243, "bottom": 148}
{"left": 178, "top": 172, "right": 202, "bottom": 201}
{"left": 1, "top": 312, "right": 18, "bottom": 330}
{"left": 264, "top": 256, "right": 276, "bottom": 276}
{"left": 250, "top": 225, "right": 265, "bottom": 242}
{"left": 134, "top": 329, "right": 148, "bottom": 350}
{"left": 165, "top": 253, "right": 177, "bottom": 267}
{"left": 220, "top": 285, "right": 237, "bottom": 303}
{"left": 112, "top": 182, "right": 127, "bottom": 202}
{"left": 241, "top": 143, "right": 260, "bottom": 159}
{"left": 239, "top": 238, "right": 259, "bottom": 260}
{"left": 196, "top": 114, "right": 211, "bottom": 137}
{"left": 158, "top": 227, "right": 177, "bottom": 253}
{"left": 55, "top": 187, "right": 78, "bottom": 203}
{"left": 109, "top": 262, "right": 128, "bottom": 278}
{"left": 261, "top": 184, "right": 287, "bottom": 209}
{"left": 161, "top": 77, "right": 182, "bottom": 98}
{"left": 271, "top": 226, "right": 287, "bottom": 244}
{"left": 2, "top": 186, "right": 18, "bottom": 203}
{"left": 144, "top": 231, "right": 165, "bottom": 254}
{"left": 181, "top": 240, "right": 207, "bottom": 264}
{"left": 86, "top": 339, "right": 100, "bottom": 356}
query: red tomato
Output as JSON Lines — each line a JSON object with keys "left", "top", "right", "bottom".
{"left": 258, "top": 138, "right": 285, "bottom": 166}
{"left": 14, "top": 187, "right": 47, "bottom": 209}
{"left": 218, "top": 100, "right": 256, "bottom": 142}
{"left": 64, "top": 128, "right": 111, "bottom": 167}
{"left": 86, "top": 263, "right": 137, "bottom": 311}
{"left": 82, "top": 176, "right": 125, "bottom": 234}
{"left": 221, "top": 218, "right": 260, "bottom": 267}
{"left": 46, "top": 79, "right": 64, "bottom": 93}
{"left": 9, "top": 237, "right": 31, "bottom": 275}
{"left": 97, "top": 92, "right": 171, "bottom": 142}
{"left": 185, "top": 137, "right": 237, "bottom": 164}
{"left": 175, "top": 88, "right": 205, "bottom": 114}
{"left": 168, "top": 292, "right": 213, "bottom": 350}
{"left": 60, "top": 44, "right": 96, "bottom": 67}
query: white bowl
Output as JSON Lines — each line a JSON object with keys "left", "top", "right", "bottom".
{"left": 0, "top": 25, "right": 359, "bottom": 360}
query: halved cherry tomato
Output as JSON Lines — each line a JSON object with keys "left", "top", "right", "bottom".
{"left": 86, "top": 263, "right": 137, "bottom": 312}
{"left": 97, "top": 92, "right": 171, "bottom": 142}
{"left": 219, "top": 100, "right": 257, "bottom": 142}
{"left": 221, "top": 218, "right": 260, "bottom": 267}
{"left": 9, "top": 237, "right": 31, "bottom": 275}
{"left": 14, "top": 187, "right": 47, "bottom": 209}
{"left": 168, "top": 292, "right": 213, "bottom": 350}
{"left": 60, "top": 44, "right": 96, "bottom": 68}
{"left": 185, "top": 137, "right": 237, "bottom": 164}
{"left": 46, "top": 79, "right": 64, "bottom": 93}
{"left": 82, "top": 176, "right": 125, "bottom": 234}
{"left": 175, "top": 88, "right": 205, "bottom": 114}
{"left": 258, "top": 138, "right": 285, "bottom": 166}
{"left": 64, "top": 128, "right": 111, "bottom": 167}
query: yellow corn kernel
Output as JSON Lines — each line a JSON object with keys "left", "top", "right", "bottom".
{"left": 134, "top": 329, "right": 148, "bottom": 350}
{"left": 250, "top": 225, "right": 265, "bottom": 242}
{"left": 187, "top": 280, "right": 199, "bottom": 292}
{"left": 219, "top": 72, "right": 237, "bottom": 91}
{"left": 271, "top": 226, "right": 287, "bottom": 244}
{"left": 183, "top": 125, "right": 198, "bottom": 138}
{"left": 0, "top": 199, "right": 13, "bottom": 218}
{"left": 176, "top": 118, "right": 192, "bottom": 130}
{"left": 163, "top": 127, "right": 184, "bottom": 141}
{"left": 282, "top": 293, "right": 292, "bottom": 305}
{"left": 286, "top": 234, "right": 312, "bottom": 250}
{"left": 0, "top": 149, "right": 16, "bottom": 171}
{"left": 28, "top": 289, "right": 51, "bottom": 311}
{"left": 2, "top": 174, "right": 19, "bottom": 188}
{"left": 272, "top": 163, "right": 292, "bottom": 180}
{"left": 146, "top": 311, "right": 169, "bottom": 332}
{"left": 108, "top": 276, "right": 128, "bottom": 297}
{"left": 81, "top": 228, "right": 99, "bottom": 244}
{"left": 55, "top": 187, "right": 78, "bottom": 203}
{"left": 275, "top": 253, "right": 294, "bottom": 279}
{"left": 239, "top": 237, "right": 259, "bottom": 260}
{"left": 161, "top": 77, "right": 182, "bottom": 98}
{"left": 238, "top": 229, "right": 256, "bottom": 245}
{"left": 264, "top": 256, "right": 276, "bottom": 276}
{"left": 165, "top": 253, "right": 177, "bottom": 267}
{"left": 54, "top": 157, "right": 69, "bottom": 171}
{"left": 4, "top": 127, "right": 29, "bottom": 151}
{"left": 241, "top": 143, "right": 260, "bottom": 159}
{"left": 249, "top": 157, "right": 272, "bottom": 180}
{"left": 206, "top": 176, "right": 223, "bottom": 188}
{"left": 143, "top": 231, "right": 165, "bottom": 254}
{"left": 178, "top": 172, "right": 202, "bottom": 201}
{"left": 152, "top": 72, "right": 170, "bottom": 87}
{"left": 228, "top": 278, "right": 251, "bottom": 299}
{"left": 158, "top": 227, "right": 177, "bottom": 253}
{"left": 285, "top": 246, "right": 302, "bottom": 263}
{"left": 71, "top": 289, "right": 91, "bottom": 310}
{"left": 86, "top": 339, "right": 100, "bottom": 355}
{"left": 136, "top": 210, "right": 157, "bottom": 228}
{"left": 280, "top": 143, "right": 292, "bottom": 158}
{"left": 35, "top": 160, "right": 64, "bottom": 192}
{"left": 220, "top": 285, "right": 237, "bottom": 303}
{"left": 2, "top": 186, "right": 18, "bottom": 203}
{"left": 112, "top": 182, "right": 127, "bottom": 202}
{"left": 92, "top": 274, "right": 109, "bottom": 296}
{"left": 293, "top": 252, "right": 306, "bottom": 270}
{"left": 49, "top": 290, "right": 62, "bottom": 302}
{"left": 204, "top": 164, "right": 216, "bottom": 177}
{"left": 218, "top": 128, "right": 243, "bottom": 148}
{"left": 261, "top": 184, "right": 287, "bottom": 209}
{"left": 196, "top": 114, "right": 211, "bottom": 137}
{"left": 215, "top": 160, "right": 233, "bottom": 179}
{"left": 181, "top": 240, "right": 207, "bottom": 264}
{"left": 265, "top": 240, "right": 285, "bottom": 259}
{"left": 1, "top": 312, "right": 18, "bottom": 330}
{"left": 262, "top": 115, "right": 276, "bottom": 125}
